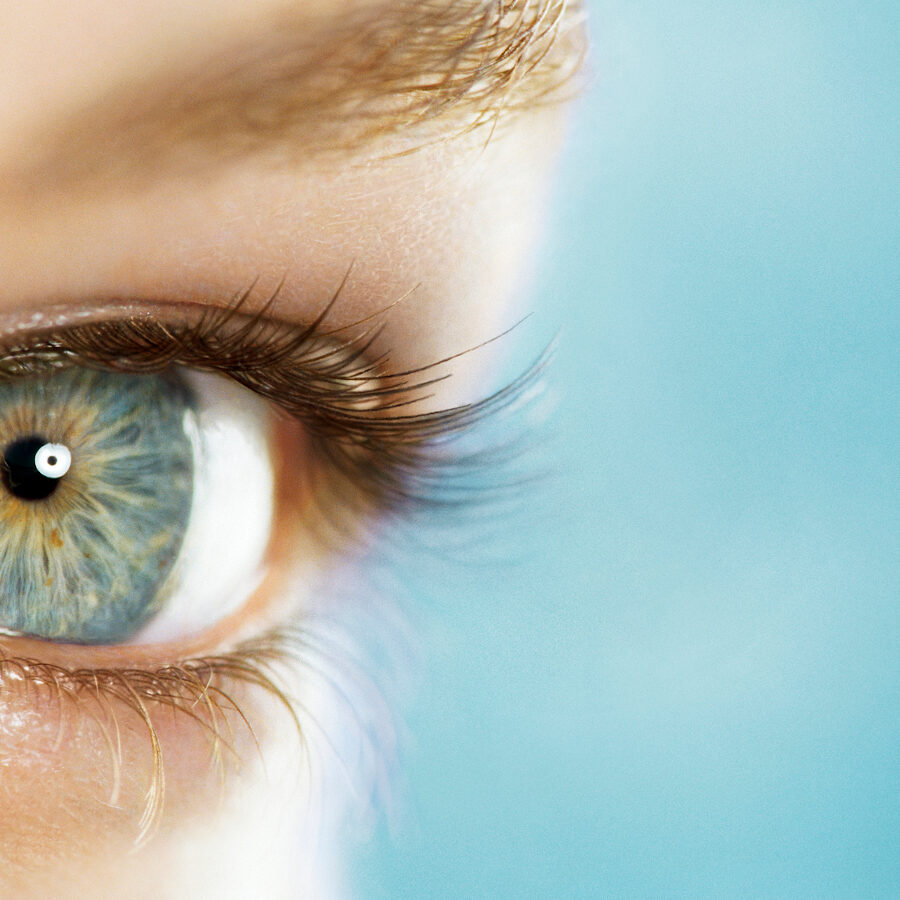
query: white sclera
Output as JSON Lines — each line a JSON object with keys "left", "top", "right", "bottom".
{"left": 35, "top": 442, "right": 71, "bottom": 479}
{"left": 131, "top": 370, "right": 276, "bottom": 644}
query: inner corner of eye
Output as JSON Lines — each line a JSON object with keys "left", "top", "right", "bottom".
{"left": 0, "top": 364, "right": 297, "bottom": 650}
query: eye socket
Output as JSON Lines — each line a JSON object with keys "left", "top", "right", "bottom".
{"left": 0, "top": 362, "right": 279, "bottom": 646}
{"left": 0, "top": 299, "right": 544, "bottom": 847}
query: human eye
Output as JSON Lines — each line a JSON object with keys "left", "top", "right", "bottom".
{"left": 0, "top": 299, "right": 443, "bottom": 646}
{"left": 0, "top": 292, "right": 542, "bottom": 869}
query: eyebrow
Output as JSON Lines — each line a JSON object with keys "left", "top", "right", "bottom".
{"left": 17, "top": 0, "right": 587, "bottom": 194}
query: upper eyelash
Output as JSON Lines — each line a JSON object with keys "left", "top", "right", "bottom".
{"left": 0, "top": 287, "right": 548, "bottom": 517}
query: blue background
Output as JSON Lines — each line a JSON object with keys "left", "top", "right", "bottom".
{"left": 352, "top": 1, "right": 899, "bottom": 896}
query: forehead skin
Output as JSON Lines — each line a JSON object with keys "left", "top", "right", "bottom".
{"left": 0, "top": 0, "right": 583, "bottom": 895}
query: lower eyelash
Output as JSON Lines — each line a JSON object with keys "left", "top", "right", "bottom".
{"left": 0, "top": 626, "right": 332, "bottom": 844}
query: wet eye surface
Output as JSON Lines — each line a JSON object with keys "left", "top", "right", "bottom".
{"left": 0, "top": 363, "right": 273, "bottom": 645}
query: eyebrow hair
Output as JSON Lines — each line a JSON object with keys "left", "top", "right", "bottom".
{"left": 18, "top": 0, "right": 587, "bottom": 193}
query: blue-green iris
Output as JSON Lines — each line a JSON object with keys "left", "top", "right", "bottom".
{"left": 0, "top": 366, "right": 195, "bottom": 643}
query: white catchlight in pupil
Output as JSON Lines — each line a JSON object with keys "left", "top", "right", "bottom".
{"left": 34, "top": 443, "right": 71, "bottom": 478}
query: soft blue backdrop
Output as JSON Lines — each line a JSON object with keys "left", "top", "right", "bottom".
{"left": 352, "top": 1, "right": 899, "bottom": 896}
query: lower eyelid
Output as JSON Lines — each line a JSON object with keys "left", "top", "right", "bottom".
{"left": 0, "top": 593, "right": 385, "bottom": 893}
{"left": 0, "top": 629, "right": 312, "bottom": 859}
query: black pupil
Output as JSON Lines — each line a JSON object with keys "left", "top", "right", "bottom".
{"left": 2, "top": 436, "right": 62, "bottom": 501}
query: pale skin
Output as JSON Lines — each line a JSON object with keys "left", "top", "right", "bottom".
{"left": 0, "top": 1, "right": 583, "bottom": 896}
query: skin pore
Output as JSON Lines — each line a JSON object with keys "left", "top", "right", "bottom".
{"left": 0, "top": 1, "right": 585, "bottom": 897}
